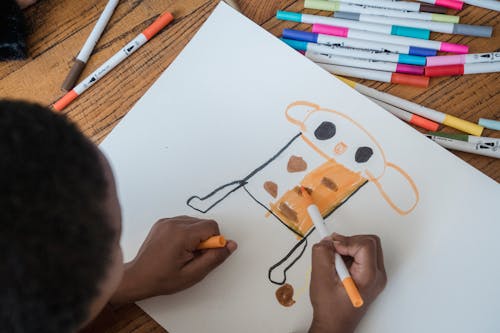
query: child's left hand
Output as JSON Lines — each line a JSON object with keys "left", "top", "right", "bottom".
{"left": 110, "top": 216, "right": 237, "bottom": 304}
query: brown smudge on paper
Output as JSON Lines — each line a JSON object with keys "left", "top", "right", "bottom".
{"left": 279, "top": 202, "right": 298, "bottom": 222}
{"left": 321, "top": 177, "right": 338, "bottom": 191}
{"left": 287, "top": 155, "right": 307, "bottom": 173}
{"left": 264, "top": 181, "right": 278, "bottom": 198}
{"left": 276, "top": 283, "right": 296, "bottom": 307}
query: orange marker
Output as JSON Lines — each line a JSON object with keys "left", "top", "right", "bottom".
{"left": 53, "top": 12, "right": 174, "bottom": 111}
{"left": 301, "top": 187, "right": 364, "bottom": 308}
{"left": 197, "top": 235, "right": 227, "bottom": 250}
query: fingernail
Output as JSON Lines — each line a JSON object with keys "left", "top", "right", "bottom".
{"left": 226, "top": 240, "right": 238, "bottom": 254}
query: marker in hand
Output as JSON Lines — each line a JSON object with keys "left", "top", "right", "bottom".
{"left": 197, "top": 235, "right": 227, "bottom": 250}
{"left": 301, "top": 186, "right": 364, "bottom": 308}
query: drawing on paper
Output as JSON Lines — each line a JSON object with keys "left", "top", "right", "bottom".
{"left": 187, "top": 101, "right": 419, "bottom": 306}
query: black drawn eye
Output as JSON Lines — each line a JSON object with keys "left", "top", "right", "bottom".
{"left": 314, "top": 121, "right": 336, "bottom": 140}
{"left": 355, "top": 146, "right": 373, "bottom": 163}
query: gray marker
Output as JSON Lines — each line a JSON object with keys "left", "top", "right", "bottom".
{"left": 333, "top": 11, "right": 493, "bottom": 37}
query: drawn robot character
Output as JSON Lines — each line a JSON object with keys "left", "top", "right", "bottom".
{"left": 187, "top": 101, "right": 419, "bottom": 305}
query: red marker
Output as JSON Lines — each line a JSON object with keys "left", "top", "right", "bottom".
{"left": 425, "top": 62, "right": 500, "bottom": 77}
{"left": 53, "top": 12, "right": 174, "bottom": 112}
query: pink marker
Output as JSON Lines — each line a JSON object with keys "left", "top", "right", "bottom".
{"left": 312, "top": 24, "right": 468, "bottom": 54}
{"left": 427, "top": 52, "right": 500, "bottom": 67}
{"left": 418, "top": 0, "right": 463, "bottom": 10}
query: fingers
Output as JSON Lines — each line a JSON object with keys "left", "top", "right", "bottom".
{"left": 311, "top": 238, "right": 340, "bottom": 286}
{"left": 332, "top": 234, "right": 379, "bottom": 280}
{"left": 182, "top": 243, "right": 234, "bottom": 279}
{"left": 185, "top": 219, "right": 221, "bottom": 249}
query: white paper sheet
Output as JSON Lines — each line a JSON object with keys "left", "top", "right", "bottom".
{"left": 100, "top": 3, "right": 500, "bottom": 332}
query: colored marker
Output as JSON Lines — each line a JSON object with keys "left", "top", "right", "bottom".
{"left": 463, "top": 0, "right": 500, "bottom": 11}
{"left": 276, "top": 11, "right": 430, "bottom": 39}
{"left": 424, "top": 62, "right": 500, "bottom": 76}
{"left": 197, "top": 235, "right": 227, "bottom": 250}
{"left": 371, "top": 98, "right": 440, "bottom": 131}
{"left": 304, "top": 0, "right": 460, "bottom": 23}
{"left": 300, "top": 187, "right": 364, "bottom": 308}
{"left": 337, "top": 77, "right": 484, "bottom": 136}
{"left": 426, "top": 135, "right": 500, "bottom": 159}
{"left": 282, "top": 29, "right": 437, "bottom": 57}
{"left": 427, "top": 52, "right": 500, "bottom": 66}
{"left": 428, "top": 132, "right": 500, "bottom": 147}
{"left": 335, "top": 0, "right": 449, "bottom": 13}
{"left": 307, "top": 51, "right": 424, "bottom": 75}
{"left": 479, "top": 118, "right": 500, "bottom": 131}
{"left": 317, "top": 63, "right": 430, "bottom": 87}
{"left": 61, "top": 0, "right": 120, "bottom": 91}
{"left": 53, "top": 12, "right": 175, "bottom": 112}
{"left": 332, "top": 12, "right": 493, "bottom": 37}
{"left": 281, "top": 38, "right": 426, "bottom": 66}
{"left": 313, "top": 24, "right": 468, "bottom": 54}
{"left": 418, "top": 0, "right": 463, "bottom": 10}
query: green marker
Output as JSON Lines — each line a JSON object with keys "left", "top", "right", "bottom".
{"left": 428, "top": 132, "right": 500, "bottom": 148}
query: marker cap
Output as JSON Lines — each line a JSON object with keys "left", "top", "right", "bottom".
{"left": 479, "top": 118, "right": 500, "bottom": 131}
{"left": 435, "top": 0, "right": 464, "bottom": 10}
{"left": 411, "top": 115, "right": 440, "bottom": 132}
{"left": 391, "top": 73, "right": 430, "bottom": 87}
{"left": 142, "top": 12, "right": 174, "bottom": 40}
{"left": 396, "top": 64, "right": 425, "bottom": 75}
{"left": 333, "top": 12, "right": 360, "bottom": 21}
{"left": 426, "top": 55, "right": 465, "bottom": 66}
{"left": 409, "top": 46, "right": 437, "bottom": 57}
{"left": 431, "top": 13, "right": 460, "bottom": 24}
{"left": 398, "top": 54, "right": 426, "bottom": 66}
{"left": 424, "top": 64, "right": 465, "bottom": 77}
{"left": 280, "top": 38, "right": 308, "bottom": 51}
{"left": 312, "top": 24, "right": 348, "bottom": 38}
{"left": 419, "top": 4, "right": 448, "bottom": 14}
{"left": 440, "top": 42, "right": 468, "bottom": 54}
{"left": 304, "top": 0, "right": 338, "bottom": 11}
{"left": 444, "top": 115, "right": 483, "bottom": 136}
{"left": 276, "top": 11, "right": 302, "bottom": 23}
{"left": 452, "top": 24, "right": 493, "bottom": 38}
{"left": 391, "top": 26, "right": 430, "bottom": 40}
{"left": 53, "top": 90, "right": 79, "bottom": 112}
{"left": 282, "top": 29, "right": 318, "bottom": 43}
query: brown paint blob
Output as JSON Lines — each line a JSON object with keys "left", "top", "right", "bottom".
{"left": 287, "top": 155, "right": 307, "bottom": 173}
{"left": 321, "top": 177, "right": 339, "bottom": 192}
{"left": 264, "top": 181, "right": 278, "bottom": 198}
{"left": 279, "top": 202, "right": 298, "bottom": 222}
{"left": 276, "top": 284, "right": 296, "bottom": 307}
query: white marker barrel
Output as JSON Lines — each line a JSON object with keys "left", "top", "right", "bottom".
{"left": 318, "top": 63, "right": 394, "bottom": 83}
{"left": 370, "top": 98, "right": 413, "bottom": 122}
{"left": 307, "top": 205, "right": 329, "bottom": 238}
{"left": 428, "top": 136, "right": 500, "bottom": 159}
{"left": 305, "top": 43, "right": 401, "bottom": 63}
{"left": 308, "top": 52, "right": 404, "bottom": 73}
{"left": 462, "top": 0, "right": 500, "bottom": 11}
{"left": 464, "top": 62, "right": 500, "bottom": 74}
{"left": 300, "top": 13, "right": 393, "bottom": 34}
{"left": 316, "top": 34, "right": 412, "bottom": 55}
{"left": 338, "top": 0, "right": 422, "bottom": 11}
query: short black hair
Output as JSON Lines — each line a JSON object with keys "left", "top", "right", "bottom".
{"left": 0, "top": 100, "right": 116, "bottom": 333}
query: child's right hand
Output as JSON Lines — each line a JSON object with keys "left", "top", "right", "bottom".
{"left": 309, "top": 234, "right": 387, "bottom": 333}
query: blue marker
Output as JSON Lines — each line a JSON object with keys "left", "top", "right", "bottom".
{"left": 281, "top": 38, "right": 426, "bottom": 66}
{"left": 479, "top": 118, "right": 500, "bottom": 132}
{"left": 282, "top": 29, "right": 436, "bottom": 57}
{"left": 277, "top": 11, "right": 430, "bottom": 40}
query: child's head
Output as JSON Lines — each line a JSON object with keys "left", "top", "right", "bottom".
{"left": 0, "top": 100, "right": 124, "bottom": 332}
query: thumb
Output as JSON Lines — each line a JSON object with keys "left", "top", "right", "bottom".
{"left": 311, "top": 238, "right": 340, "bottom": 286}
{"left": 182, "top": 241, "right": 236, "bottom": 279}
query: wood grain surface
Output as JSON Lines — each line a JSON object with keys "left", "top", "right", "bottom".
{"left": 0, "top": 1, "right": 498, "bottom": 332}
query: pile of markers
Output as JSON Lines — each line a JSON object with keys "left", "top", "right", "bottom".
{"left": 276, "top": 0, "right": 500, "bottom": 159}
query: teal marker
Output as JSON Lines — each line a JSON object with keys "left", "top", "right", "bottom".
{"left": 277, "top": 11, "right": 430, "bottom": 40}
{"left": 479, "top": 118, "right": 500, "bottom": 132}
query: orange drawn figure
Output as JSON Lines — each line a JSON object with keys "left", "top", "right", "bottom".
{"left": 187, "top": 101, "right": 419, "bottom": 293}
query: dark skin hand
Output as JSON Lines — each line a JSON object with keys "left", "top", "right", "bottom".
{"left": 309, "top": 233, "right": 387, "bottom": 333}
{"left": 110, "top": 216, "right": 237, "bottom": 304}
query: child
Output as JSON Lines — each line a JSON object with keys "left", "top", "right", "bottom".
{"left": 0, "top": 100, "right": 386, "bottom": 332}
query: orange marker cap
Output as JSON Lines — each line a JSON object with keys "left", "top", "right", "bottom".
{"left": 142, "top": 12, "right": 174, "bottom": 40}
{"left": 197, "top": 235, "right": 227, "bottom": 250}
{"left": 342, "top": 277, "right": 364, "bottom": 308}
{"left": 53, "top": 90, "right": 78, "bottom": 112}
{"left": 391, "top": 73, "right": 430, "bottom": 88}
{"left": 410, "top": 114, "right": 440, "bottom": 131}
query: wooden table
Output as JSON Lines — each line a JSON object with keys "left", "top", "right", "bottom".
{"left": 1, "top": 0, "right": 498, "bottom": 332}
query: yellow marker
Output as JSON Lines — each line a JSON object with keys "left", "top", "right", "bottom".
{"left": 301, "top": 187, "right": 364, "bottom": 308}
{"left": 336, "top": 76, "right": 483, "bottom": 136}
